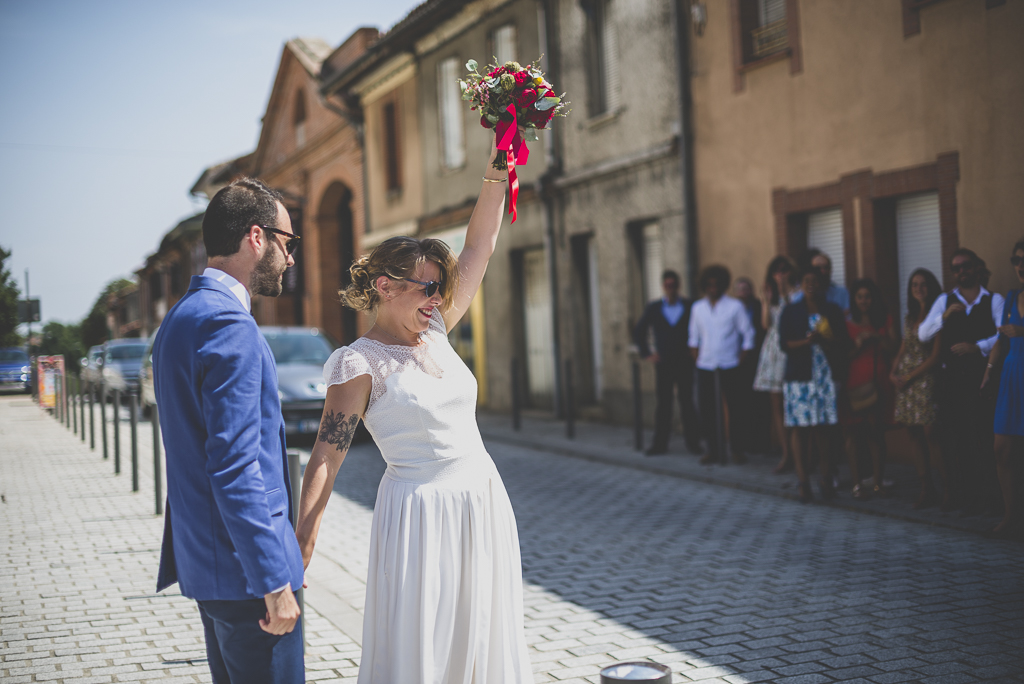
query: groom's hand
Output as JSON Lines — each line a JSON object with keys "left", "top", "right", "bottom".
{"left": 260, "top": 585, "right": 301, "bottom": 635}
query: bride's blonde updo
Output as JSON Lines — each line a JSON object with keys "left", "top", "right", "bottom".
{"left": 341, "top": 236, "right": 460, "bottom": 313}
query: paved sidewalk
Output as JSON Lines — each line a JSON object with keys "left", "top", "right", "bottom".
{"left": 0, "top": 395, "right": 357, "bottom": 683}
{"left": 476, "top": 410, "right": 1005, "bottom": 536}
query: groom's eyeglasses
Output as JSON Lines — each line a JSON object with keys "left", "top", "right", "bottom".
{"left": 260, "top": 226, "right": 301, "bottom": 255}
{"left": 403, "top": 278, "right": 442, "bottom": 297}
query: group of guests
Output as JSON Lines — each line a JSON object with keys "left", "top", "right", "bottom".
{"left": 634, "top": 242, "right": 1024, "bottom": 538}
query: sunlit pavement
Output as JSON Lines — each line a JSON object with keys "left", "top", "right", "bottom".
{"left": 4, "top": 393, "right": 1023, "bottom": 683}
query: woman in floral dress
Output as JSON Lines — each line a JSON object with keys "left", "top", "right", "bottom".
{"left": 754, "top": 256, "right": 799, "bottom": 473}
{"left": 779, "top": 269, "right": 850, "bottom": 502}
{"left": 890, "top": 268, "right": 948, "bottom": 509}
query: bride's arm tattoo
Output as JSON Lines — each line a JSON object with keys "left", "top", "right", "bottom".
{"left": 317, "top": 411, "right": 360, "bottom": 453}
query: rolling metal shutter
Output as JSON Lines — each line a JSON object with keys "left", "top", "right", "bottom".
{"left": 807, "top": 208, "right": 845, "bottom": 288}
{"left": 896, "top": 192, "right": 942, "bottom": 320}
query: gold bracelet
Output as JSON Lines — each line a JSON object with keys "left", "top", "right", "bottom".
{"left": 482, "top": 176, "right": 506, "bottom": 183}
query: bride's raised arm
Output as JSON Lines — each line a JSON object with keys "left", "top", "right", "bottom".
{"left": 442, "top": 138, "right": 506, "bottom": 333}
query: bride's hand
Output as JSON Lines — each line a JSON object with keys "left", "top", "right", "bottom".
{"left": 486, "top": 132, "right": 499, "bottom": 169}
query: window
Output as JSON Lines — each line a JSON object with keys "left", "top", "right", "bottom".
{"left": 294, "top": 89, "right": 307, "bottom": 148}
{"left": 522, "top": 248, "right": 555, "bottom": 404}
{"left": 493, "top": 24, "right": 517, "bottom": 66}
{"left": 641, "top": 223, "right": 664, "bottom": 303}
{"left": 896, "top": 192, "right": 942, "bottom": 320}
{"left": 807, "top": 208, "right": 845, "bottom": 288}
{"left": 382, "top": 101, "right": 401, "bottom": 193}
{"left": 582, "top": 0, "right": 621, "bottom": 117}
{"left": 437, "top": 57, "right": 466, "bottom": 170}
{"left": 731, "top": 0, "right": 802, "bottom": 91}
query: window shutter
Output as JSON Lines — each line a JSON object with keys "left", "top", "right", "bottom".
{"left": 807, "top": 208, "right": 845, "bottom": 288}
{"left": 602, "top": 0, "right": 622, "bottom": 113}
{"left": 642, "top": 223, "right": 664, "bottom": 303}
{"left": 523, "top": 248, "right": 555, "bottom": 400}
{"left": 437, "top": 57, "right": 465, "bottom": 170}
{"left": 896, "top": 192, "right": 943, "bottom": 320}
{"left": 759, "top": 0, "right": 786, "bottom": 25}
{"left": 494, "top": 24, "right": 517, "bottom": 66}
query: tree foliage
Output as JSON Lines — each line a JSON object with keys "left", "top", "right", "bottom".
{"left": 0, "top": 245, "right": 23, "bottom": 347}
{"left": 81, "top": 278, "right": 135, "bottom": 350}
{"left": 37, "top": 321, "right": 86, "bottom": 374}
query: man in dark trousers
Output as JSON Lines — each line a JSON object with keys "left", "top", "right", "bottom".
{"left": 633, "top": 270, "right": 702, "bottom": 456}
{"left": 154, "top": 178, "right": 306, "bottom": 683}
{"left": 919, "top": 248, "right": 1003, "bottom": 515}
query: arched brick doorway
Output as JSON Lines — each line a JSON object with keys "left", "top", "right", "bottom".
{"left": 316, "top": 182, "right": 357, "bottom": 345}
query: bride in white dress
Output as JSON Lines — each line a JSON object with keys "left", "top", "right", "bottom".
{"left": 296, "top": 142, "right": 533, "bottom": 684}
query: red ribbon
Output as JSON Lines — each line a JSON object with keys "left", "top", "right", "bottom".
{"left": 495, "top": 104, "right": 529, "bottom": 223}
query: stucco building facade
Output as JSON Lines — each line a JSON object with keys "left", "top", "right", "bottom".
{"left": 689, "top": 0, "right": 1024, "bottom": 316}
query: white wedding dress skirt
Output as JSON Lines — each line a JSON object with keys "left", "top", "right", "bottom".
{"left": 324, "top": 310, "right": 533, "bottom": 684}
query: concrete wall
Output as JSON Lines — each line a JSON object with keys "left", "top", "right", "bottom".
{"left": 691, "top": 0, "right": 1024, "bottom": 295}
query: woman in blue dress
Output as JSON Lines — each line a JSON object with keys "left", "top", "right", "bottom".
{"left": 982, "top": 238, "right": 1024, "bottom": 538}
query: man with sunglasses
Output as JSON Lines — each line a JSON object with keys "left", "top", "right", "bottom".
{"left": 152, "top": 177, "right": 306, "bottom": 684}
{"left": 919, "top": 248, "right": 1003, "bottom": 515}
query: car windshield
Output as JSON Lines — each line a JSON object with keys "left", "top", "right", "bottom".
{"left": 106, "top": 345, "right": 148, "bottom": 361}
{"left": 0, "top": 349, "right": 28, "bottom": 363}
{"left": 263, "top": 331, "right": 335, "bottom": 365}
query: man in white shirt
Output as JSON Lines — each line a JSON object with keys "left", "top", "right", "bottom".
{"left": 689, "top": 265, "right": 756, "bottom": 465}
{"left": 918, "top": 248, "right": 1002, "bottom": 515}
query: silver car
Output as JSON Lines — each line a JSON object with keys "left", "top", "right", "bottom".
{"left": 140, "top": 326, "right": 338, "bottom": 439}
{"left": 261, "top": 327, "right": 338, "bottom": 437}
{"left": 101, "top": 339, "right": 149, "bottom": 394}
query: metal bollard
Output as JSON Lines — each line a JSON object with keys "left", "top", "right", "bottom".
{"left": 130, "top": 392, "right": 139, "bottom": 492}
{"left": 564, "top": 359, "right": 575, "bottom": 440}
{"left": 100, "top": 382, "right": 108, "bottom": 460}
{"left": 600, "top": 661, "right": 671, "bottom": 683}
{"left": 287, "top": 450, "right": 305, "bottom": 652}
{"left": 72, "top": 377, "right": 78, "bottom": 435}
{"left": 89, "top": 384, "right": 95, "bottom": 450}
{"left": 152, "top": 402, "right": 163, "bottom": 515}
{"left": 510, "top": 358, "right": 521, "bottom": 431}
{"left": 55, "top": 373, "right": 62, "bottom": 422}
{"left": 80, "top": 379, "right": 86, "bottom": 443}
{"left": 632, "top": 360, "right": 644, "bottom": 451}
{"left": 65, "top": 374, "right": 71, "bottom": 429}
{"left": 113, "top": 388, "right": 121, "bottom": 474}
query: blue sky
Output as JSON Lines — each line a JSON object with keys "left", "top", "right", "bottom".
{"left": 0, "top": 0, "right": 421, "bottom": 326}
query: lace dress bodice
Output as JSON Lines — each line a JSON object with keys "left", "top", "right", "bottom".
{"left": 323, "top": 309, "right": 493, "bottom": 485}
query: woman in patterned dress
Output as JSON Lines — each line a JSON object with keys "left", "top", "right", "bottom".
{"left": 890, "top": 268, "right": 948, "bottom": 509}
{"left": 754, "top": 256, "right": 799, "bottom": 473}
{"left": 981, "top": 238, "right": 1024, "bottom": 538}
{"left": 779, "top": 269, "right": 851, "bottom": 502}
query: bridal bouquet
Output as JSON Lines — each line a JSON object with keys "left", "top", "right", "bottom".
{"left": 460, "top": 57, "right": 569, "bottom": 222}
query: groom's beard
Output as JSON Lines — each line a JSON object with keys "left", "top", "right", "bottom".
{"left": 250, "top": 245, "right": 286, "bottom": 297}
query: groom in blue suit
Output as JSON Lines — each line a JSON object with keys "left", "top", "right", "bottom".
{"left": 153, "top": 177, "right": 306, "bottom": 683}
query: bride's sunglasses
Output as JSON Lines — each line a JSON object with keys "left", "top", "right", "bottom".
{"left": 403, "top": 278, "right": 442, "bottom": 297}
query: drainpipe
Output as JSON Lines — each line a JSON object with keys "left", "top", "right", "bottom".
{"left": 539, "top": 0, "right": 564, "bottom": 416}
{"left": 672, "top": 0, "right": 700, "bottom": 296}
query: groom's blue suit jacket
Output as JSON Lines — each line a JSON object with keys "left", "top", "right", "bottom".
{"left": 154, "top": 275, "right": 304, "bottom": 600}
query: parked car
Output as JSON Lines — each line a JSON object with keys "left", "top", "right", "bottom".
{"left": 80, "top": 345, "right": 104, "bottom": 385}
{"left": 0, "top": 347, "right": 32, "bottom": 393}
{"left": 261, "top": 327, "right": 337, "bottom": 437}
{"left": 140, "top": 326, "right": 338, "bottom": 439}
{"left": 139, "top": 332, "right": 158, "bottom": 414}
{"left": 101, "top": 338, "right": 149, "bottom": 394}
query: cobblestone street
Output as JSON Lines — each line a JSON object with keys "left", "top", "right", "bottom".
{"left": 3, "top": 394, "right": 1024, "bottom": 683}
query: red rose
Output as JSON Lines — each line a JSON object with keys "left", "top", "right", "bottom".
{"left": 480, "top": 115, "right": 495, "bottom": 129}
{"left": 514, "top": 88, "right": 538, "bottom": 108}
{"left": 514, "top": 71, "right": 530, "bottom": 86}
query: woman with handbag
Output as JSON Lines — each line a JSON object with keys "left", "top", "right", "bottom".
{"left": 843, "top": 279, "right": 897, "bottom": 499}
{"left": 780, "top": 268, "right": 851, "bottom": 502}
{"left": 891, "top": 268, "right": 949, "bottom": 510}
